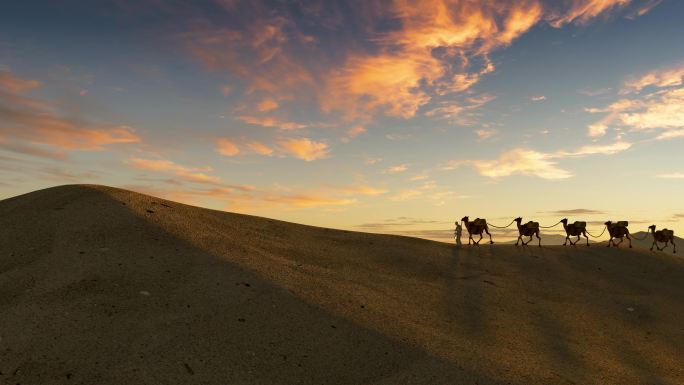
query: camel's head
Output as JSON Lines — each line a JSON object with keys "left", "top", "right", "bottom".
{"left": 649, "top": 224, "right": 656, "bottom": 231}
{"left": 604, "top": 221, "right": 612, "bottom": 226}
{"left": 461, "top": 216, "right": 469, "bottom": 223}
{"left": 514, "top": 217, "right": 522, "bottom": 223}
{"left": 560, "top": 218, "right": 568, "bottom": 224}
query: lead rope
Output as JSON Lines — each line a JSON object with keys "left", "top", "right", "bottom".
{"left": 486, "top": 219, "right": 516, "bottom": 229}
{"left": 539, "top": 220, "right": 563, "bottom": 229}
{"left": 586, "top": 226, "right": 607, "bottom": 238}
{"left": 586, "top": 226, "right": 650, "bottom": 240}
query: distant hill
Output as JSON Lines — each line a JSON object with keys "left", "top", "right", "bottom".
{"left": 1, "top": 185, "right": 683, "bottom": 384}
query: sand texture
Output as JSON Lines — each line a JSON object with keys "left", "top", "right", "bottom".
{"left": 1, "top": 185, "right": 683, "bottom": 384}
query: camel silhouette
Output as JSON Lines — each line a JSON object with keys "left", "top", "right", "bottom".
{"left": 648, "top": 225, "right": 676, "bottom": 254}
{"left": 514, "top": 217, "right": 541, "bottom": 247}
{"left": 605, "top": 221, "right": 632, "bottom": 248}
{"left": 560, "top": 218, "right": 589, "bottom": 246}
{"left": 461, "top": 216, "right": 493, "bottom": 245}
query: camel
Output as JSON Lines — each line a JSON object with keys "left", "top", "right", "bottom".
{"left": 605, "top": 221, "right": 632, "bottom": 248}
{"left": 461, "top": 216, "right": 494, "bottom": 245}
{"left": 514, "top": 217, "right": 541, "bottom": 247}
{"left": 560, "top": 218, "right": 589, "bottom": 246}
{"left": 648, "top": 225, "right": 677, "bottom": 254}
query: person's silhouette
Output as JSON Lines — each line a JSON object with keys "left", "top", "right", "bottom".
{"left": 454, "top": 221, "right": 462, "bottom": 246}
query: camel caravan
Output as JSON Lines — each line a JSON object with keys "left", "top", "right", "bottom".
{"left": 456, "top": 216, "right": 677, "bottom": 253}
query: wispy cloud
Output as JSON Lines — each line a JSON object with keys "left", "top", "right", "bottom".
{"left": 656, "top": 172, "right": 684, "bottom": 179}
{"left": 443, "top": 139, "right": 632, "bottom": 179}
{"left": 622, "top": 62, "right": 684, "bottom": 93}
{"left": 127, "top": 157, "right": 222, "bottom": 185}
{"left": 256, "top": 97, "right": 279, "bottom": 112}
{"left": 385, "top": 164, "right": 409, "bottom": 174}
{"left": 237, "top": 115, "right": 308, "bottom": 130}
{"left": 215, "top": 138, "right": 240, "bottom": 156}
{"left": 246, "top": 141, "right": 275, "bottom": 156}
{"left": 578, "top": 86, "right": 612, "bottom": 96}
{"left": 390, "top": 189, "right": 423, "bottom": 201}
{"left": 588, "top": 63, "right": 684, "bottom": 139}
{"left": 444, "top": 148, "right": 573, "bottom": 179}
{"left": 341, "top": 125, "right": 366, "bottom": 143}
{"left": 475, "top": 129, "right": 497, "bottom": 141}
{"left": 177, "top": 0, "right": 651, "bottom": 126}
{"left": 278, "top": 138, "right": 329, "bottom": 161}
{"left": 549, "top": 209, "right": 606, "bottom": 215}
{"left": 546, "top": 0, "right": 632, "bottom": 27}
{"left": 0, "top": 70, "right": 141, "bottom": 151}
{"left": 338, "top": 185, "right": 387, "bottom": 196}
{"left": 530, "top": 95, "right": 546, "bottom": 101}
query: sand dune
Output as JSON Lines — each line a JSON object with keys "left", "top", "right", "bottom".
{"left": 1, "top": 185, "right": 683, "bottom": 384}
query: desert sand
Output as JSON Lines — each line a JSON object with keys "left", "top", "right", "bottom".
{"left": 1, "top": 185, "right": 683, "bottom": 384}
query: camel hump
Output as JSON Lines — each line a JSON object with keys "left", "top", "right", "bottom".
{"left": 526, "top": 221, "right": 539, "bottom": 228}
{"left": 664, "top": 229, "right": 674, "bottom": 237}
{"left": 473, "top": 218, "right": 487, "bottom": 226}
{"left": 574, "top": 221, "right": 587, "bottom": 228}
{"left": 616, "top": 221, "right": 629, "bottom": 227}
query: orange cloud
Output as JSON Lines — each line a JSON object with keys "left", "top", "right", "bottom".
{"left": 385, "top": 164, "right": 409, "bottom": 174}
{"left": 257, "top": 97, "right": 279, "bottom": 112}
{"left": 216, "top": 138, "right": 240, "bottom": 156}
{"left": 246, "top": 141, "right": 274, "bottom": 156}
{"left": 184, "top": 16, "right": 316, "bottom": 104}
{"left": 475, "top": 129, "right": 497, "bottom": 141}
{"left": 278, "top": 138, "right": 329, "bottom": 161}
{"left": 390, "top": 189, "right": 424, "bottom": 201}
{"left": 262, "top": 193, "right": 356, "bottom": 208}
{"left": 0, "top": 70, "right": 41, "bottom": 93}
{"left": 0, "top": 70, "right": 141, "bottom": 151}
{"left": 547, "top": 0, "right": 631, "bottom": 27}
{"left": 322, "top": 1, "right": 547, "bottom": 119}
{"left": 0, "top": 139, "right": 66, "bottom": 160}
{"left": 127, "top": 157, "right": 222, "bottom": 185}
{"left": 339, "top": 185, "right": 387, "bottom": 196}
{"left": 341, "top": 125, "right": 366, "bottom": 143}
{"left": 623, "top": 62, "right": 684, "bottom": 93}
{"left": 237, "top": 115, "right": 308, "bottom": 130}
{"left": 178, "top": 1, "right": 654, "bottom": 125}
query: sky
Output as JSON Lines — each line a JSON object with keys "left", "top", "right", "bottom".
{"left": 1, "top": 0, "right": 683, "bottom": 242}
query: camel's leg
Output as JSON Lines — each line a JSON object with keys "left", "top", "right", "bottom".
{"left": 607, "top": 237, "right": 612, "bottom": 247}
{"left": 615, "top": 237, "right": 623, "bottom": 248}
{"left": 673, "top": 239, "right": 677, "bottom": 254}
{"left": 626, "top": 234, "right": 632, "bottom": 248}
{"left": 573, "top": 235, "right": 581, "bottom": 246}
{"left": 515, "top": 235, "right": 521, "bottom": 246}
{"left": 525, "top": 234, "right": 534, "bottom": 246}
{"left": 563, "top": 235, "right": 569, "bottom": 246}
{"left": 485, "top": 227, "right": 494, "bottom": 244}
{"left": 583, "top": 232, "right": 589, "bottom": 246}
{"left": 468, "top": 234, "right": 473, "bottom": 245}
{"left": 475, "top": 233, "right": 483, "bottom": 245}
{"left": 536, "top": 231, "right": 542, "bottom": 248}
{"left": 650, "top": 240, "right": 656, "bottom": 251}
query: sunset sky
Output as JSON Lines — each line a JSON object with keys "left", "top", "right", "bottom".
{"left": 1, "top": 0, "right": 683, "bottom": 242}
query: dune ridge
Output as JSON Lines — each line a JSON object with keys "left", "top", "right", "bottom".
{"left": 1, "top": 185, "right": 683, "bottom": 384}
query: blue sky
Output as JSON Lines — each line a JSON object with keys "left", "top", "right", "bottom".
{"left": 1, "top": 0, "right": 683, "bottom": 241}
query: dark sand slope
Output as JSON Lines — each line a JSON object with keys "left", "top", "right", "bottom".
{"left": 1, "top": 186, "right": 683, "bottom": 385}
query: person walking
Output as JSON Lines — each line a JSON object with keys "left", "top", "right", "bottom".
{"left": 454, "top": 221, "right": 462, "bottom": 246}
